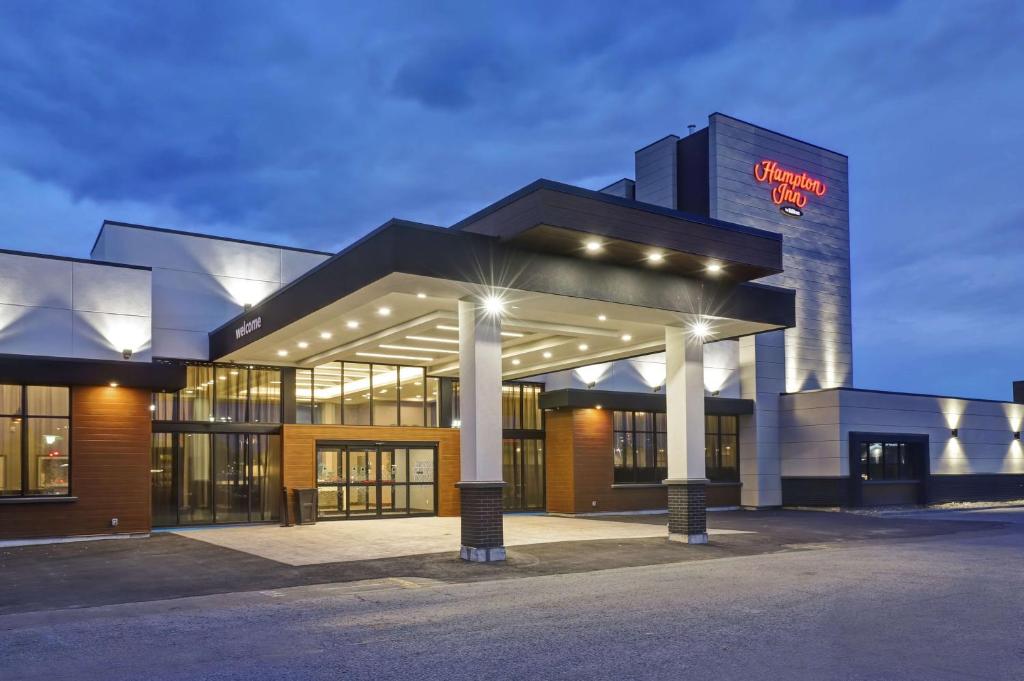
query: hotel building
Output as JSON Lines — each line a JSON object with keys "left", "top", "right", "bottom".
{"left": 2, "top": 113, "right": 1021, "bottom": 560}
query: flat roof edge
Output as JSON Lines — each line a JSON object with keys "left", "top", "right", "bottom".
{"left": 784, "top": 386, "right": 1020, "bottom": 407}
{"left": 94, "top": 220, "right": 335, "bottom": 257}
{"left": 0, "top": 247, "right": 152, "bottom": 271}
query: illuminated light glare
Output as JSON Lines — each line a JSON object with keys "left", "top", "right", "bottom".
{"left": 542, "top": 351, "right": 552, "bottom": 359}
{"left": 689, "top": 320, "right": 712, "bottom": 341}
{"left": 597, "top": 314, "right": 607, "bottom": 322}
{"left": 346, "top": 321, "right": 360, "bottom": 330}
{"left": 297, "top": 341, "right": 309, "bottom": 349}
{"left": 584, "top": 240, "right": 602, "bottom": 253}
{"left": 631, "top": 358, "right": 666, "bottom": 390}
{"left": 377, "top": 307, "right": 391, "bottom": 316}
{"left": 648, "top": 252, "right": 664, "bottom": 263}
{"left": 407, "top": 335, "right": 459, "bottom": 345}
{"left": 578, "top": 343, "right": 589, "bottom": 351}
{"left": 356, "top": 351, "right": 433, "bottom": 362}
{"left": 230, "top": 370, "right": 239, "bottom": 375}
{"left": 379, "top": 343, "right": 457, "bottom": 354}
{"left": 109, "top": 382, "right": 119, "bottom": 388}
{"left": 621, "top": 334, "right": 632, "bottom": 342}
{"left": 149, "top": 404, "right": 156, "bottom": 412}
{"left": 706, "top": 262, "right": 723, "bottom": 274}
{"left": 218, "top": 376, "right": 226, "bottom": 381}
{"left": 276, "top": 350, "right": 288, "bottom": 357}
{"left": 501, "top": 331, "right": 523, "bottom": 338}
{"left": 511, "top": 358, "right": 521, "bottom": 366}
{"left": 482, "top": 295, "right": 506, "bottom": 316}
{"left": 416, "top": 292, "right": 427, "bottom": 299}
{"left": 595, "top": 404, "right": 602, "bottom": 410}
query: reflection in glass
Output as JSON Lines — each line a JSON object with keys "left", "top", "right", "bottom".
{"left": 180, "top": 366, "right": 214, "bottom": 421}
{"left": 214, "top": 369, "right": 246, "bottom": 422}
{"left": 151, "top": 433, "right": 176, "bottom": 526}
{"left": 0, "top": 384, "right": 21, "bottom": 414}
{"left": 343, "top": 363, "right": 372, "bottom": 425}
{"left": 295, "top": 369, "right": 313, "bottom": 424}
{"left": 249, "top": 369, "right": 281, "bottom": 423}
{"left": 214, "top": 434, "right": 249, "bottom": 523}
{"left": 425, "top": 377, "right": 440, "bottom": 427}
{"left": 0, "top": 416, "right": 22, "bottom": 496}
{"left": 313, "top": 362, "right": 342, "bottom": 424}
{"left": 399, "top": 367, "right": 426, "bottom": 426}
{"left": 26, "top": 386, "right": 69, "bottom": 416}
{"left": 372, "top": 365, "right": 399, "bottom": 426}
{"left": 180, "top": 433, "right": 213, "bottom": 524}
{"left": 27, "top": 418, "right": 69, "bottom": 495}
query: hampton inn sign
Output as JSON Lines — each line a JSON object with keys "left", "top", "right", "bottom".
{"left": 753, "top": 159, "right": 828, "bottom": 216}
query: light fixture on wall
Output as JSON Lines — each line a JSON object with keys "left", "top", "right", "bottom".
{"left": 243, "top": 303, "right": 253, "bottom": 311}
{"left": 122, "top": 348, "right": 133, "bottom": 360}
{"left": 951, "top": 428, "right": 959, "bottom": 439}
{"left": 1015, "top": 431, "right": 1021, "bottom": 440}
{"left": 586, "top": 381, "right": 597, "bottom": 389}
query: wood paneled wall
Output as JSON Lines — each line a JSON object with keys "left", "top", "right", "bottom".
{"left": 545, "top": 407, "right": 668, "bottom": 514}
{"left": 281, "top": 425, "right": 462, "bottom": 518}
{"left": 0, "top": 386, "right": 152, "bottom": 540}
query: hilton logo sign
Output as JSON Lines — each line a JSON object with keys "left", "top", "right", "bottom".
{"left": 235, "top": 316, "right": 262, "bottom": 340}
{"left": 753, "top": 160, "right": 827, "bottom": 217}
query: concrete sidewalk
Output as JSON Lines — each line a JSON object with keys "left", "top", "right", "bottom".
{"left": 169, "top": 514, "right": 750, "bottom": 565}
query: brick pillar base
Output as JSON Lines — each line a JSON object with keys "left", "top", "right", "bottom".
{"left": 456, "top": 481, "right": 507, "bottom": 562}
{"left": 664, "top": 479, "right": 708, "bottom": 544}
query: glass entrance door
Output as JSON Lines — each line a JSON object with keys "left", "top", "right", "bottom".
{"left": 316, "top": 443, "right": 436, "bottom": 519}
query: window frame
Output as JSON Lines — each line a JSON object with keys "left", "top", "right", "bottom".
{"left": 612, "top": 410, "right": 667, "bottom": 484}
{"left": 153, "top": 364, "right": 283, "bottom": 425}
{"left": 705, "top": 414, "right": 740, "bottom": 482}
{"left": 297, "top": 362, "right": 431, "bottom": 428}
{"left": 0, "top": 384, "right": 72, "bottom": 499}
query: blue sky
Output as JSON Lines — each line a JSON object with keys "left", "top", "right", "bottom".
{"left": 0, "top": 1, "right": 1021, "bottom": 399}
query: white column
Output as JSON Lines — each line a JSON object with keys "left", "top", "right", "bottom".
{"left": 665, "top": 326, "right": 706, "bottom": 481}
{"left": 456, "top": 298, "right": 506, "bottom": 562}
{"left": 664, "top": 325, "right": 708, "bottom": 544}
{"left": 457, "top": 299, "right": 503, "bottom": 483}
{"left": 738, "top": 331, "right": 784, "bottom": 507}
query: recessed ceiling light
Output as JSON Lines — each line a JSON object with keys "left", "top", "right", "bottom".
{"left": 407, "top": 335, "right": 459, "bottom": 345}
{"left": 482, "top": 294, "right": 506, "bottom": 316}
{"left": 229, "top": 370, "right": 239, "bottom": 375}
{"left": 416, "top": 292, "right": 427, "bottom": 299}
{"left": 347, "top": 320, "right": 361, "bottom": 330}
{"left": 621, "top": 334, "right": 632, "bottom": 342}
{"left": 109, "top": 381, "right": 119, "bottom": 388}
{"left": 218, "top": 375, "right": 227, "bottom": 381}
{"left": 578, "top": 343, "right": 589, "bottom": 351}
{"left": 297, "top": 341, "right": 309, "bottom": 349}
{"left": 584, "top": 240, "right": 602, "bottom": 253}
{"left": 648, "top": 252, "right": 664, "bottom": 263}
{"left": 276, "top": 350, "right": 288, "bottom": 357}
{"left": 355, "top": 351, "right": 433, "bottom": 362}
{"left": 511, "top": 358, "right": 521, "bottom": 366}
{"left": 597, "top": 314, "right": 607, "bottom": 322}
{"left": 321, "top": 331, "right": 334, "bottom": 339}
{"left": 377, "top": 307, "right": 391, "bottom": 316}
{"left": 379, "top": 389, "right": 387, "bottom": 394}
{"left": 542, "top": 351, "right": 553, "bottom": 359}
{"left": 707, "top": 262, "right": 723, "bottom": 274}
{"left": 689, "top": 319, "right": 712, "bottom": 340}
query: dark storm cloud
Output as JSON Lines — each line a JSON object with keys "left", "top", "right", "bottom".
{"left": 0, "top": 0, "right": 1021, "bottom": 398}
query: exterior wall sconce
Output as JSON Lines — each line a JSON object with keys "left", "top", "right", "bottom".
{"left": 652, "top": 385, "right": 662, "bottom": 393}
{"left": 122, "top": 348, "right": 133, "bottom": 360}
{"left": 1014, "top": 432, "right": 1021, "bottom": 440}
{"left": 244, "top": 303, "right": 253, "bottom": 311}
{"left": 951, "top": 428, "right": 959, "bottom": 438}
{"left": 586, "top": 381, "right": 597, "bottom": 389}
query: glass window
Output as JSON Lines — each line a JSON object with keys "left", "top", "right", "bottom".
{"left": 502, "top": 385, "right": 520, "bottom": 429}
{"left": 1, "top": 384, "right": 22, "bottom": 414}
{"left": 313, "top": 362, "right": 342, "bottom": 424}
{"left": 705, "top": 415, "right": 739, "bottom": 482}
{"left": 151, "top": 433, "right": 176, "bottom": 526}
{"left": 214, "top": 368, "right": 247, "bottom": 422}
{"left": 612, "top": 410, "right": 669, "bottom": 484}
{"left": 249, "top": 434, "right": 280, "bottom": 521}
{"left": 2, "top": 386, "right": 72, "bottom": 497}
{"left": 522, "top": 385, "right": 542, "bottom": 430}
{"left": 295, "top": 369, "right": 313, "bottom": 424}
{"left": 343, "top": 362, "right": 372, "bottom": 425}
{"left": 249, "top": 369, "right": 280, "bottom": 423}
{"left": 180, "top": 433, "right": 213, "bottom": 524}
{"left": 1, "top": 416, "right": 22, "bottom": 496}
{"left": 27, "top": 417, "right": 69, "bottom": 495}
{"left": 372, "top": 364, "right": 398, "bottom": 426}
{"left": 214, "top": 434, "right": 249, "bottom": 523}
{"left": 26, "top": 386, "right": 69, "bottom": 416}
{"left": 451, "top": 380, "right": 461, "bottom": 427}
{"left": 861, "top": 441, "right": 919, "bottom": 482}
{"left": 399, "top": 366, "right": 425, "bottom": 426}
{"left": 425, "top": 377, "right": 440, "bottom": 427}
{"left": 180, "top": 366, "right": 214, "bottom": 421}
{"left": 151, "top": 391, "right": 174, "bottom": 421}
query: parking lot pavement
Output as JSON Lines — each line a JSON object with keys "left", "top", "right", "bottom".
{"left": 1, "top": 512, "right": 1022, "bottom": 681}
{"left": 0, "top": 509, "right": 1005, "bottom": 616}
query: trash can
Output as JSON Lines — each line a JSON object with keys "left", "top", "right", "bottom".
{"left": 294, "top": 488, "right": 317, "bottom": 525}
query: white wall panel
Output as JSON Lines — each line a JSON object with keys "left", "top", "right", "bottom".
{"left": 72, "top": 262, "right": 151, "bottom": 316}
{"left": 0, "top": 253, "right": 72, "bottom": 308}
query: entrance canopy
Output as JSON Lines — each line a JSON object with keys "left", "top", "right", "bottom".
{"left": 209, "top": 180, "right": 795, "bottom": 378}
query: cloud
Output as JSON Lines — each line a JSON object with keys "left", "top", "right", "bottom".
{"left": 0, "top": 0, "right": 1021, "bottom": 397}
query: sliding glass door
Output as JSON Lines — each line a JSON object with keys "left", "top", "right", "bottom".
{"left": 315, "top": 443, "right": 436, "bottom": 520}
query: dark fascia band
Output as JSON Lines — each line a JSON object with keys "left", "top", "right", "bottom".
{"left": 538, "top": 388, "right": 754, "bottom": 416}
{"left": 210, "top": 221, "right": 796, "bottom": 358}
{"left": 0, "top": 354, "right": 186, "bottom": 391}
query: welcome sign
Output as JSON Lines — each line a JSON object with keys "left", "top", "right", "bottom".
{"left": 753, "top": 159, "right": 827, "bottom": 217}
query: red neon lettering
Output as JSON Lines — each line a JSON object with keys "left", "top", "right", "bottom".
{"left": 753, "top": 160, "right": 827, "bottom": 210}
